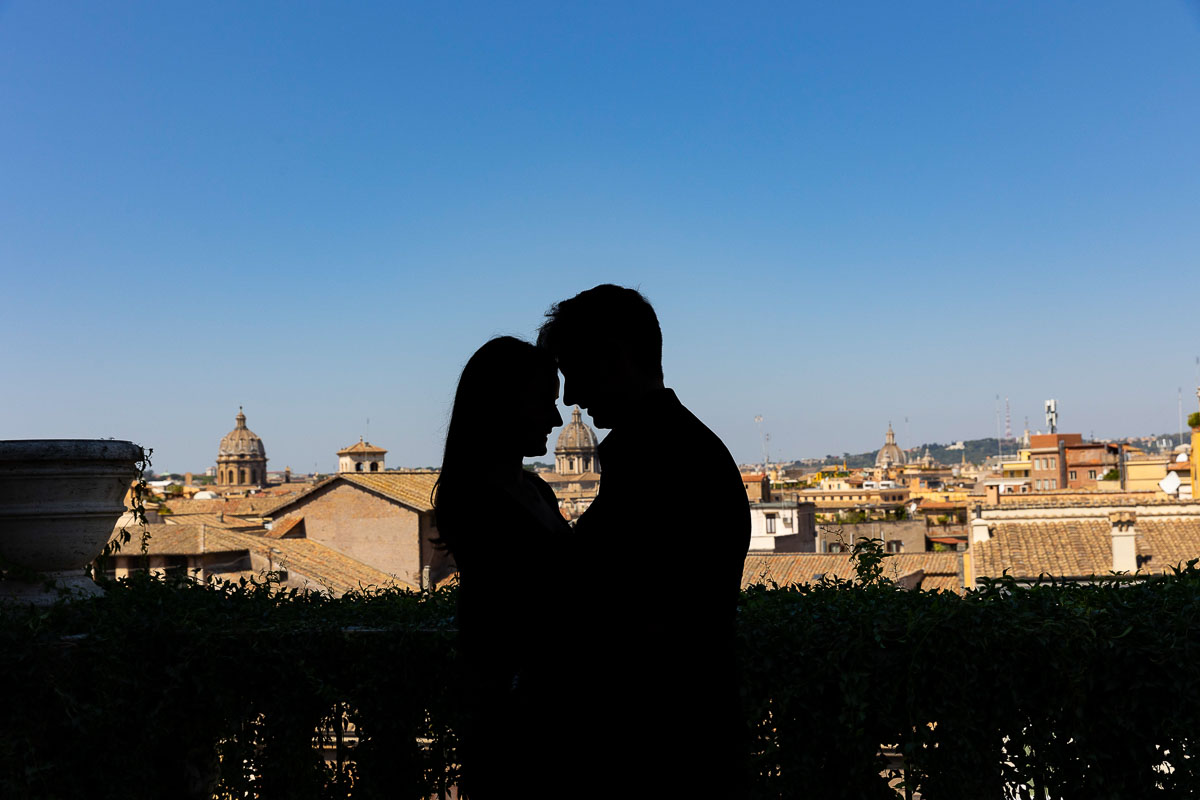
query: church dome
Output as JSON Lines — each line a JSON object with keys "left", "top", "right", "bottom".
{"left": 556, "top": 407, "right": 598, "bottom": 453}
{"left": 219, "top": 408, "right": 266, "bottom": 458}
{"left": 875, "top": 423, "right": 906, "bottom": 468}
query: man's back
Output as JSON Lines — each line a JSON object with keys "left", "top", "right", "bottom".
{"left": 572, "top": 388, "right": 750, "bottom": 795}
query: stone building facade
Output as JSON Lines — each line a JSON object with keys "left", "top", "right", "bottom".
{"left": 542, "top": 406, "right": 601, "bottom": 521}
{"left": 555, "top": 406, "right": 599, "bottom": 474}
{"left": 337, "top": 438, "right": 387, "bottom": 473}
{"left": 216, "top": 408, "right": 267, "bottom": 488}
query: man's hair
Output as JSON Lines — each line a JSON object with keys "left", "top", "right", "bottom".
{"left": 536, "top": 284, "right": 663, "bottom": 380}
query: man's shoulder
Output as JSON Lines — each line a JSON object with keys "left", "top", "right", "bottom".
{"left": 664, "top": 395, "right": 737, "bottom": 462}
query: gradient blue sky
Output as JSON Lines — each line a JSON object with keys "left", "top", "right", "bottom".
{"left": 3, "top": 1, "right": 1199, "bottom": 474}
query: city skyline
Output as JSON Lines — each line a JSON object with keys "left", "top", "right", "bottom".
{"left": 3, "top": 2, "right": 1199, "bottom": 473}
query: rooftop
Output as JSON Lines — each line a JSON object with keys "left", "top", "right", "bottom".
{"left": 973, "top": 517, "right": 1200, "bottom": 581}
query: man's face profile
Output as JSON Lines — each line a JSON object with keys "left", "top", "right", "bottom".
{"left": 559, "top": 353, "right": 615, "bottom": 429}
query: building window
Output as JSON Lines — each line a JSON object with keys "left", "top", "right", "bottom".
{"left": 886, "top": 540, "right": 902, "bottom": 553}
{"left": 1089, "top": 470, "right": 1097, "bottom": 479}
{"left": 1051, "top": 479, "right": 1057, "bottom": 489}
{"left": 828, "top": 542, "right": 844, "bottom": 553}
{"left": 1069, "top": 470, "right": 1077, "bottom": 481}
{"left": 356, "top": 462, "right": 364, "bottom": 472}
{"left": 370, "top": 462, "right": 379, "bottom": 472}
{"left": 765, "top": 514, "right": 777, "bottom": 534}
{"left": 1035, "top": 479, "right": 1042, "bottom": 490}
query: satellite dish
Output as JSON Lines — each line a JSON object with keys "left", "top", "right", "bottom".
{"left": 1160, "top": 471, "right": 1182, "bottom": 495}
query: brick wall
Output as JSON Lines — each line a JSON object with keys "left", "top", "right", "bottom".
{"left": 273, "top": 483, "right": 427, "bottom": 587}
{"left": 817, "top": 520, "right": 928, "bottom": 554}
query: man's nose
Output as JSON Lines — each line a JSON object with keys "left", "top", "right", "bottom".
{"left": 562, "top": 382, "right": 576, "bottom": 408}
{"left": 552, "top": 408, "right": 564, "bottom": 427}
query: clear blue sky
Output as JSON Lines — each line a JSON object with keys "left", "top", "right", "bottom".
{"left": 3, "top": 1, "right": 1199, "bottom": 474}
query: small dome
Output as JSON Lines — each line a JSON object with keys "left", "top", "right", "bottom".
{"left": 218, "top": 408, "right": 266, "bottom": 458}
{"left": 875, "top": 423, "right": 906, "bottom": 468}
{"left": 556, "top": 407, "right": 598, "bottom": 453}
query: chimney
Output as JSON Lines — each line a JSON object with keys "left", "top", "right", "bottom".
{"left": 985, "top": 484, "right": 1000, "bottom": 506}
{"left": 1110, "top": 511, "right": 1137, "bottom": 573}
{"left": 1057, "top": 439, "right": 1068, "bottom": 489}
{"left": 970, "top": 506, "right": 991, "bottom": 543}
{"left": 185, "top": 472, "right": 193, "bottom": 486}
{"left": 1117, "top": 444, "right": 1126, "bottom": 491}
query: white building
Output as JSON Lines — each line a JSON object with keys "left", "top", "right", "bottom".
{"left": 749, "top": 500, "right": 817, "bottom": 552}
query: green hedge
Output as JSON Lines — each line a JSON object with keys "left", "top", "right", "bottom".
{"left": 3, "top": 561, "right": 1200, "bottom": 799}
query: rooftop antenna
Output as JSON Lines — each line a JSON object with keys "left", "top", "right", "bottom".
{"left": 1045, "top": 399, "right": 1058, "bottom": 435}
{"left": 1004, "top": 397, "right": 1012, "bottom": 442}
{"left": 995, "top": 395, "right": 1002, "bottom": 458}
{"left": 1179, "top": 388, "right": 1184, "bottom": 448}
{"left": 754, "top": 415, "right": 770, "bottom": 475}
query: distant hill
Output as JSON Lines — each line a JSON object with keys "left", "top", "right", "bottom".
{"left": 796, "top": 432, "right": 1185, "bottom": 470}
{"left": 803, "top": 438, "right": 1017, "bottom": 469}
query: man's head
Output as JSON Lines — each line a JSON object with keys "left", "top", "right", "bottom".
{"left": 536, "top": 284, "right": 664, "bottom": 428}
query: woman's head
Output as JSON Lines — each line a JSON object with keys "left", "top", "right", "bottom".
{"left": 434, "top": 337, "right": 562, "bottom": 552}
{"left": 442, "top": 336, "right": 562, "bottom": 470}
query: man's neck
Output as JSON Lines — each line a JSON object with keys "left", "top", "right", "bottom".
{"left": 605, "top": 382, "right": 669, "bottom": 431}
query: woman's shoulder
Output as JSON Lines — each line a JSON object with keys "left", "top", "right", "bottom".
{"left": 521, "top": 468, "right": 552, "bottom": 489}
{"left": 521, "top": 469, "right": 560, "bottom": 499}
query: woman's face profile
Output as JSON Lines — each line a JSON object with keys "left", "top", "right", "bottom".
{"left": 510, "top": 373, "right": 563, "bottom": 458}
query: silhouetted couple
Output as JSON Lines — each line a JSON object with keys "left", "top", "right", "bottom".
{"left": 434, "top": 285, "right": 751, "bottom": 798}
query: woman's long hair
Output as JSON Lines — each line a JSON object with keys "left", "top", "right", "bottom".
{"left": 433, "top": 336, "right": 557, "bottom": 556}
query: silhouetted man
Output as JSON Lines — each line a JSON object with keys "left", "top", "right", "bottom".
{"left": 538, "top": 285, "right": 750, "bottom": 798}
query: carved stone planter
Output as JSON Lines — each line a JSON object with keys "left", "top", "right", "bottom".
{"left": 0, "top": 439, "right": 143, "bottom": 603}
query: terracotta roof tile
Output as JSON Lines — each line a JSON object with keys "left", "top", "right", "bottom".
{"left": 973, "top": 517, "right": 1200, "bottom": 580}
{"left": 742, "top": 552, "right": 963, "bottom": 593}
{"left": 915, "top": 500, "right": 963, "bottom": 511}
{"left": 162, "top": 491, "right": 313, "bottom": 519}
{"left": 264, "top": 515, "right": 305, "bottom": 539}
{"left": 121, "top": 525, "right": 413, "bottom": 595}
{"left": 162, "top": 514, "right": 261, "bottom": 531}
{"left": 116, "top": 525, "right": 247, "bottom": 556}
{"left": 224, "top": 531, "right": 412, "bottom": 595}
{"left": 326, "top": 472, "right": 439, "bottom": 512}
{"left": 540, "top": 471, "right": 601, "bottom": 484}
{"left": 988, "top": 492, "right": 1178, "bottom": 510}
{"left": 337, "top": 439, "right": 388, "bottom": 455}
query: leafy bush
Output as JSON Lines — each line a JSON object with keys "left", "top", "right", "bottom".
{"left": 1189, "top": 411, "right": 1200, "bottom": 430}
{"left": 3, "top": 560, "right": 1200, "bottom": 798}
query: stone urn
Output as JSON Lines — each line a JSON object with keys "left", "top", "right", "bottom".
{"left": 0, "top": 439, "right": 143, "bottom": 603}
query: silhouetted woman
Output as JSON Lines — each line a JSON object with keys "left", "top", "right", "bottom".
{"left": 433, "top": 336, "right": 569, "bottom": 797}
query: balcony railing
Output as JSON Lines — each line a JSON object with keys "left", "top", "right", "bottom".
{"left": 3, "top": 567, "right": 1199, "bottom": 798}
